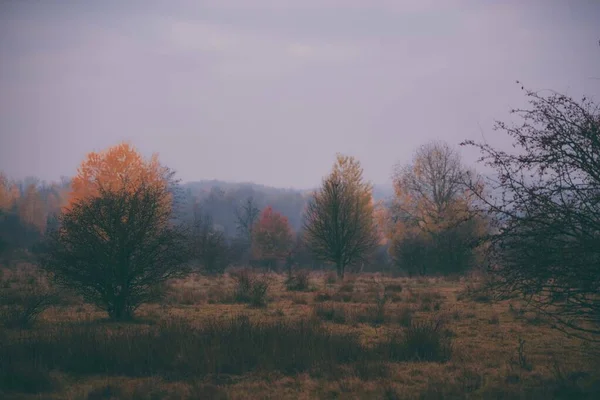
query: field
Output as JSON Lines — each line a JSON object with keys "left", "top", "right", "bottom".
{"left": 1, "top": 265, "right": 599, "bottom": 400}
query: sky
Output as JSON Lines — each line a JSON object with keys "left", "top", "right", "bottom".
{"left": 0, "top": 0, "right": 599, "bottom": 189}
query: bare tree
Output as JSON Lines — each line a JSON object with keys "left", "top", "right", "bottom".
{"left": 190, "top": 205, "right": 229, "bottom": 274}
{"left": 462, "top": 86, "right": 600, "bottom": 341}
{"left": 39, "top": 183, "right": 191, "bottom": 321}
{"left": 303, "top": 156, "right": 378, "bottom": 278}
{"left": 234, "top": 196, "right": 260, "bottom": 243}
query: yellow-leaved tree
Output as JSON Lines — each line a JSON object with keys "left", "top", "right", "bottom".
{"left": 388, "top": 141, "right": 487, "bottom": 276}
{"left": 303, "top": 154, "right": 378, "bottom": 278}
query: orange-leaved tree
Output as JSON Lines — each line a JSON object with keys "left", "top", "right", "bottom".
{"left": 68, "top": 142, "right": 172, "bottom": 212}
{"left": 252, "top": 206, "right": 294, "bottom": 269}
{"left": 40, "top": 142, "right": 189, "bottom": 320}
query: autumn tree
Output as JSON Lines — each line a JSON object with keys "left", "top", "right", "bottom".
{"left": 39, "top": 143, "right": 189, "bottom": 320}
{"left": 252, "top": 206, "right": 294, "bottom": 269}
{"left": 18, "top": 184, "right": 47, "bottom": 233}
{"left": 67, "top": 142, "right": 171, "bottom": 210}
{"left": 462, "top": 87, "right": 600, "bottom": 341}
{"left": 303, "top": 154, "right": 378, "bottom": 278}
{"left": 0, "top": 174, "right": 42, "bottom": 260}
{"left": 389, "top": 141, "right": 486, "bottom": 276}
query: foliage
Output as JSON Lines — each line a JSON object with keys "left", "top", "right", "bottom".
{"left": 67, "top": 142, "right": 173, "bottom": 210}
{"left": 462, "top": 85, "right": 600, "bottom": 341}
{"left": 388, "top": 141, "right": 487, "bottom": 276}
{"left": 39, "top": 182, "right": 190, "bottom": 321}
{"left": 252, "top": 206, "right": 294, "bottom": 268}
{"left": 303, "top": 154, "right": 378, "bottom": 278}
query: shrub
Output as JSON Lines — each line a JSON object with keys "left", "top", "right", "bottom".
{"left": 339, "top": 281, "right": 354, "bottom": 293}
{"left": 325, "top": 271, "right": 338, "bottom": 285}
{"left": 356, "top": 295, "right": 389, "bottom": 326}
{"left": 313, "top": 303, "right": 350, "bottom": 324}
{"left": 0, "top": 267, "right": 57, "bottom": 329}
{"left": 384, "top": 283, "right": 403, "bottom": 294}
{"left": 396, "top": 306, "right": 413, "bottom": 327}
{"left": 381, "top": 318, "right": 453, "bottom": 362}
{"left": 232, "top": 268, "right": 270, "bottom": 307}
{"left": 285, "top": 269, "right": 311, "bottom": 291}
{"left": 314, "top": 292, "right": 333, "bottom": 302}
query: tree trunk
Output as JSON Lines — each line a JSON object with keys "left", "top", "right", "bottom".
{"left": 337, "top": 260, "right": 345, "bottom": 279}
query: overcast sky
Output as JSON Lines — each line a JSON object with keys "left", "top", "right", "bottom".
{"left": 1, "top": 0, "right": 599, "bottom": 188}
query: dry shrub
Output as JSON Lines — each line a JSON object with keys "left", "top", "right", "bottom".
{"left": 324, "top": 271, "right": 338, "bottom": 285}
{"left": 380, "top": 318, "right": 453, "bottom": 362}
{"left": 0, "top": 265, "right": 57, "bottom": 329}
{"left": 331, "top": 291, "right": 353, "bottom": 303}
{"left": 285, "top": 269, "right": 311, "bottom": 291}
{"left": 384, "top": 283, "right": 403, "bottom": 294}
{"left": 457, "top": 281, "right": 493, "bottom": 303}
{"left": 355, "top": 295, "right": 389, "bottom": 326}
{"left": 231, "top": 268, "right": 270, "bottom": 307}
{"left": 313, "top": 302, "right": 350, "bottom": 324}
{"left": 291, "top": 294, "right": 309, "bottom": 305}
{"left": 314, "top": 292, "right": 333, "bottom": 302}
{"left": 396, "top": 306, "right": 413, "bottom": 327}
{"left": 339, "top": 281, "right": 355, "bottom": 293}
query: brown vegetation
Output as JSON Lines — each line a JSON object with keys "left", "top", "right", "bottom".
{"left": 1, "top": 266, "right": 598, "bottom": 399}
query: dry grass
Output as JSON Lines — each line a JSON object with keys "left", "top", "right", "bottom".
{"left": 1, "top": 266, "right": 599, "bottom": 399}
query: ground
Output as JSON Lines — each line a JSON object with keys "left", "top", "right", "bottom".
{"left": 1, "top": 265, "right": 598, "bottom": 399}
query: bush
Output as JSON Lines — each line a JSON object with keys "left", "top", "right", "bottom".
{"left": 396, "top": 306, "right": 413, "bottom": 327}
{"left": 325, "top": 271, "right": 338, "bottom": 285}
{"left": 313, "top": 302, "right": 350, "bottom": 324}
{"left": 356, "top": 295, "right": 389, "bottom": 326}
{"left": 231, "top": 268, "right": 270, "bottom": 307}
{"left": 380, "top": 318, "right": 453, "bottom": 362}
{"left": 384, "top": 283, "right": 403, "bottom": 294}
{"left": 0, "top": 266, "right": 57, "bottom": 329}
{"left": 285, "top": 269, "right": 311, "bottom": 291}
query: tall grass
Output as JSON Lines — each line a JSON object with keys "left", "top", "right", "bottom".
{"left": 0, "top": 314, "right": 455, "bottom": 394}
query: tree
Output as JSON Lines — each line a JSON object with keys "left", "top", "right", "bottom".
{"left": 303, "top": 154, "right": 378, "bottom": 278}
{"left": 18, "top": 184, "right": 47, "bottom": 233}
{"left": 67, "top": 142, "right": 172, "bottom": 210}
{"left": 190, "top": 205, "right": 229, "bottom": 274}
{"left": 40, "top": 183, "right": 190, "bottom": 320}
{"left": 234, "top": 196, "right": 260, "bottom": 244}
{"left": 252, "top": 206, "right": 294, "bottom": 269}
{"left": 388, "top": 141, "right": 486, "bottom": 275}
{"left": 391, "top": 141, "right": 480, "bottom": 231}
{"left": 461, "top": 86, "right": 600, "bottom": 341}
{"left": 39, "top": 143, "right": 187, "bottom": 320}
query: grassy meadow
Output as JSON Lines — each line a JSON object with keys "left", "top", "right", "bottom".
{"left": 1, "top": 264, "right": 599, "bottom": 400}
